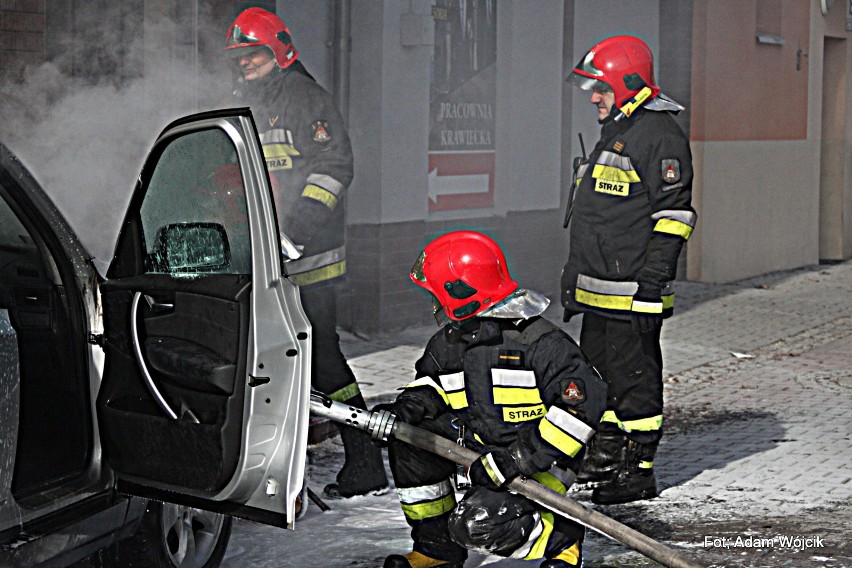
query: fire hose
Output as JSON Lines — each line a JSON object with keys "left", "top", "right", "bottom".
{"left": 310, "top": 391, "right": 703, "bottom": 568}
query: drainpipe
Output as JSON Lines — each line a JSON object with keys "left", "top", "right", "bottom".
{"left": 333, "top": 0, "right": 352, "bottom": 122}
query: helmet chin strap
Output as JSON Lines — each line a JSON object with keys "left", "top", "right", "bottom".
{"left": 615, "top": 86, "right": 654, "bottom": 121}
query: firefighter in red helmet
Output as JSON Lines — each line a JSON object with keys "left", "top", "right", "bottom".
{"left": 224, "top": 7, "right": 387, "bottom": 499}
{"left": 384, "top": 231, "right": 607, "bottom": 568}
{"left": 561, "top": 35, "right": 697, "bottom": 505}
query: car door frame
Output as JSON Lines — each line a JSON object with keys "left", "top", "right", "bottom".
{"left": 99, "top": 108, "right": 312, "bottom": 529}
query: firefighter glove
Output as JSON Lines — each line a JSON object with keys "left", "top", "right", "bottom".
{"left": 631, "top": 281, "right": 663, "bottom": 334}
{"left": 468, "top": 448, "right": 521, "bottom": 490}
{"left": 392, "top": 397, "right": 426, "bottom": 425}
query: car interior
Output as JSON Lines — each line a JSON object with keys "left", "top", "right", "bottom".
{"left": 0, "top": 186, "right": 91, "bottom": 505}
{"left": 96, "top": 126, "right": 255, "bottom": 494}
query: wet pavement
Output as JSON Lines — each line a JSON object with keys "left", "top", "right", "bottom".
{"left": 224, "top": 260, "right": 852, "bottom": 568}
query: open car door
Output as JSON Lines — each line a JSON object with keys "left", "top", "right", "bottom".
{"left": 97, "top": 108, "right": 311, "bottom": 528}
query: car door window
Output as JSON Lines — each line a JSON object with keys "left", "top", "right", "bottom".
{"left": 140, "top": 128, "right": 251, "bottom": 275}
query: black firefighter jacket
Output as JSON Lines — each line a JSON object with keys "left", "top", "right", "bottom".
{"left": 400, "top": 317, "right": 607, "bottom": 478}
{"left": 561, "top": 106, "right": 697, "bottom": 321}
{"left": 235, "top": 67, "right": 354, "bottom": 287}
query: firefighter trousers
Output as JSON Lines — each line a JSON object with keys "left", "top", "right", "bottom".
{"left": 579, "top": 312, "right": 663, "bottom": 444}
{"left": 387, "top": 416, "right": 584, "bottom": 562}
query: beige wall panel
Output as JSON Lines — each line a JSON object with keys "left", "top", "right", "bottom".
{"left": 691, "top": 139, "right": 820, "bottom": 282}
{"left": 692, "top": 0, "right": 809, "bottom": 141}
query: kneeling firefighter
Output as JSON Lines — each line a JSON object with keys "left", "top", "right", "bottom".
{"left": 384, "top": 231, "right": 607, "bottom": 568}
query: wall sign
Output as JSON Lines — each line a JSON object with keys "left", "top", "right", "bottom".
{"left": 428, "top": 0, "right": 496, "bottom": 213}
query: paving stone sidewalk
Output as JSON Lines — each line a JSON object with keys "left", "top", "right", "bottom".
{"left": 339, "top": 260, "right": 852, "bottom": 567}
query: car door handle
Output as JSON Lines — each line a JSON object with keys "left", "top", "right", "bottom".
{"left": 144, "top": 295, "right": 174, "bottom": 313}
{"left": 132, "top": 292, "right": 179, "bottom": 420}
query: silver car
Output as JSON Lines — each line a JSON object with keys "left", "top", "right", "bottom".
{"left": 0, "top": 108, "right": 312, "bottom": 567}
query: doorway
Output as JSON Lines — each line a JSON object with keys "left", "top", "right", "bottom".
{"left": 819, "top": 37, "right": 847, "bottom": 262}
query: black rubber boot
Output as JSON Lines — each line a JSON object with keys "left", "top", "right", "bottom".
{"left": 591, "top": 439, "right": 659, "bottom": 505}
{"left": 575, "top": 426, "right": 626, "bottom": 484}
{"left": 383, "top": 551, "right": 464, "bottom": 567}
{"left": 323, "top": 424, "right": 388, "bottom": 499}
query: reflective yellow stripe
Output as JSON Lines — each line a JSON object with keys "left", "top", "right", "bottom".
{"left": 404, "top": 377, "right": 450, "bottom": 406}
{"left": 544, "top": 407, "right": 595, "bottom": 443}
{"left": 531, "top": 471, "right": 567, "bottom": 495}
{"left": 327, "top": 382, "right": 360, "bottom": 403}
{"left": 601, "top": 410, "right": 621, "bottom": 426}
{"left": 551, "top": 542, "right": 582, "bottom": 565}
{"left": 576, "top": 289, "right": 674, "bottom": 313}
{"left": 262, "top": 143, "right": 299, "bottom": 171}
{"left": 302, "top": 183, "right": 338, "bottom": 208}
{"left": 600, "top": 411, "right": 662, "bottom": 433}
{"left": 493, "top": 387, "right": 542, "bottom": 405}
{"left": 398, "top": 481, "right": 456, "bottom": 522}
{"left": 502, "top": 404, "right": 546, "bottom": 423}
{"left": 639, "top": 460, "right": 654, "bottom": 469}
{"left": 446, "top": 390, "right": 468, "bottom": 409}
{"left": 619, "top": 85, "right": 653, "bottom": 117}
{"left": 400, "top": 493, "right": 456, "bottom": 521}
{"left": 440, "top": 372, "right": 468, "bottom": 409}
{"left": 523, "top": 512, "right": 555, "bottom": 560}
{"left": 654, "top": 218, "right": 694, "bottom": 240}
{"left": 289, "top": 260, "right": 346, "bottom": 286}
{"left": 482, "top": 453, "right": 506, "bottom": 485}
{"left": 575, "top": 288, "right": 632, "bottom": 311}
{"left": 539, "top": 419, "right": 584, "bottom": 457}
{"left": 631, "top": 299, "right": 663, "bottom": 315}
{"left": 621, "top": 414, "right": 663, "bottom": 433}
{"left": 591, "top": 164, "right": 641, "bottom": 183}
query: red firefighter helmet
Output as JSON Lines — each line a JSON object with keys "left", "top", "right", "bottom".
{"left": 410, "top": 231, "right": 519, "bottom": 322}
{"left": 224, "top": 7, "right": 298, "bottom": 70}
{"left": 568, "top": 35, "right": 660, "bottom": 118}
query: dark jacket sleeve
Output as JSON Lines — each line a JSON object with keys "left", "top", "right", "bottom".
{"left": 280, "top": 79, "right": 354, "bottom": 246}
{"left": 509, "top": 330, "right": 607, "bottom": 475}
{"left": 394, "top": 333, "right": 451, "bottom": 421}
{"left": 638, "top": 116, "right": 697, "bottom": 288}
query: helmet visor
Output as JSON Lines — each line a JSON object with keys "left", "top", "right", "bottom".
{"left": 567, "top": 72, "right": 612, "bottom": 93}
{"left": 226, "top": 24, "right": 260, "bottom": 48}
{"left": 410, "top": 251, "right": 427, "bottom": 283}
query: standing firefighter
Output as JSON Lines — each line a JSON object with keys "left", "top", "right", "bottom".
{"left": 561, "top": 35, "right": 697, "bottom": 505}
{"left": 224, "top": 7, "right": 387, "bottom": 499}
{"left": 385, "top": 231, "right": 606, "bottom": 568}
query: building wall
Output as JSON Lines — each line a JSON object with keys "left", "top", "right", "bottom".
{"left": 0, "top": 0, "right": 45, "bottom": 125}
{"left": 344, "top": 0, "right": 572, "bottom": 334}
{"left": 0, "top": 0, "right": 44, "bottom": 83}
{"left": 2, "top": 1, "right": 851, "bottom": 335}
{"left": 688, "top": 0, "right": 850, "bottom": 281}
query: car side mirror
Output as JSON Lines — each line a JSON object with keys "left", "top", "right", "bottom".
{"left": 153, "top": 222, "right": 231, "bottom": 273}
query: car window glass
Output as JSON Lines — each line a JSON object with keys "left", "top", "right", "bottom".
{"left": 140, "top": 128, "right": 251, "bottom": 275}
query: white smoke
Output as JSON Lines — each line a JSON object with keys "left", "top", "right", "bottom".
{"left": 0, "top": 4, "right": 237, "bottom": 275}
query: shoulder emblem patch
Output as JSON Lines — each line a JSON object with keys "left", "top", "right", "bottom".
{"left": 311, "top": 120, "right": 331, "bottom": 143}
{"left": 562, "top": 379, "right": 585, "bottom": 404}
{"left": 662, "top": 159, "right": 681, "bottom": 184}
